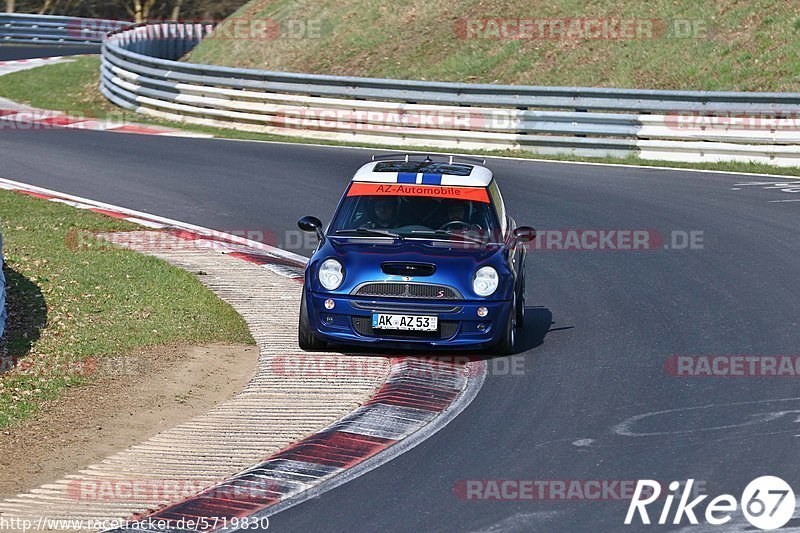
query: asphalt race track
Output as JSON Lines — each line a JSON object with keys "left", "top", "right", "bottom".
{"left": 2, "top": 47, "right": 800, "bottom": 533}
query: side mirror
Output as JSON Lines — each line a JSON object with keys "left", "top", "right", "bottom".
{"left": 513, "top": 226, "right": 537, "bottom": 243}
{"left": 298, "top": 215, "right": 325, "bottom": 241}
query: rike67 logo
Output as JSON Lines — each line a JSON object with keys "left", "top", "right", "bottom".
{"left": 626, "top": 477, "right": 796, "bottom": 530}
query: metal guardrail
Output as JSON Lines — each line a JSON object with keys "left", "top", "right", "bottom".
{"left": 0, "top": 13, "right": 128, "bottom": 48}
{"left": 0, "top": 16, "right": 783, "bottom": 166}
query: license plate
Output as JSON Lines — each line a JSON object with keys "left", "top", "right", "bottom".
{"left": 372, "top": 313, "right": 438, "bottom": 331}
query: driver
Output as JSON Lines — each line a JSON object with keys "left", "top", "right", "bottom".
{"left": 367, "top": 197, "right": 400, "bottom": 229}
{"left": 447, "top": 202, "right": 468, "bottom": 223}
{"left": 439, "top": 199, "right": 471, "bottom": 229}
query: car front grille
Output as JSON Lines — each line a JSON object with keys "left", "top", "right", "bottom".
{"left": 352, "top": 316, "right": 459, "bottom": 340}
{"left": 352, "top": 282, "right": 461, "bottom": 300}
{"left": 349, "top": 300, "right": 463, "bottom": 313}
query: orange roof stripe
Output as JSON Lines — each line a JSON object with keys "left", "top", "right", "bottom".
{"left": 347, "top": 183, "right": 490, "bottom": 203}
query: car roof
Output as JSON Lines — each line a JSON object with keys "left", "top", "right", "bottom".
{"left": 351, "top": 160, "right": 493, "bottom": 187}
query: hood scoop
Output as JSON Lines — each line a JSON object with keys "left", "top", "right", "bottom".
{"left": 381, "top": 262, "right": 436, "bottom": 277}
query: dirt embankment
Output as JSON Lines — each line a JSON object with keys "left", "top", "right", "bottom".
{"left": 0, "top": 343, "right": 258, "bottom": 500}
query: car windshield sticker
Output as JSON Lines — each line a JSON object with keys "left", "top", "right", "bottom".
{"left": 347, "top": 183, "right": 491, "bottom": 203}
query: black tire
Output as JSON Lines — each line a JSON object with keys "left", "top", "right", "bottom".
{"left": 493, "top": 295, "right": 517, "bottom": 355}
{"left": 299, "top": 288, "right": 326, "bottom": 351}
{"left": 516, "top": 271, "right": 526, "bottom": 329}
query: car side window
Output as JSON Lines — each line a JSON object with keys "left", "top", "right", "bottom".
{"left": 488, "top": 180, "right": 508, "bottom": 236}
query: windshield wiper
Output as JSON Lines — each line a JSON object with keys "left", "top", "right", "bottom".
{"left": 408, "top": 230, "right": 486, "bottom": 245}
{"left": 334, "top": 228, "right": 405, "bottom": 242}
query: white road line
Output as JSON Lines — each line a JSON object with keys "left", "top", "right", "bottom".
{"left": 0, "top": 56, "right": 73, "bottom": 77}
{"left": 733, "top": 181, "right": 797, "bottom": 186}
{"left": 0, "top": 176, "right": 308, "bottom": 265}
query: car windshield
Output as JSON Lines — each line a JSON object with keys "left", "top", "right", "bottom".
{"left": 329, "top": 189, "right": 501, "bottom": 243}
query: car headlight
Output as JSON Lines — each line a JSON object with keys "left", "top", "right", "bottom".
{"left": 473, "top": 266, "right": 499, "bottom": 297}
{"left": 318, "top": 258, "right": 344, "bottom": 290}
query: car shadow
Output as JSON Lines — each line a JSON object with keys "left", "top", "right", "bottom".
{"left": 515, "top": 306, "right": 557, "bottom": 353}
{"left": 1, "top": 265, "right": 47, "bottom": 374}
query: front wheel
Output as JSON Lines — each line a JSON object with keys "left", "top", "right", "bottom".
{"left": 493, "top": 297, "right": 517, "bottom": 355}
{"left": 516, "top": 273, "right": 526, "bottom": 329}
{"left": 299, "top": 288, "right": 326, "bottom": 351}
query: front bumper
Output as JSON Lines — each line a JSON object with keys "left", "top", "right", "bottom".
{"left": 306, "top": 290, "right": 512, "bottom": 350}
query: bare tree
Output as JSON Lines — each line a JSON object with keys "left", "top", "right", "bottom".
{"left": 6, "top": 0, "right": 14, "bottom": 13}
{"left": 169, "top": 0, "right": 182, "bottom": 20}
{"left": 35, "top": 0, "right": 88, "bottom": 16}
{"left": 121, "top": 0, "right": 159, "bottom": 23}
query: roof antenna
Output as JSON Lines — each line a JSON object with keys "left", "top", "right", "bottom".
{"left": 423, "top": 155, "right": 433, "bottom": 162}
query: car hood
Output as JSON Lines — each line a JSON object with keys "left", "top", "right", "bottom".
{"left": 310, "top": 238, "right": 510, "bottom": 300}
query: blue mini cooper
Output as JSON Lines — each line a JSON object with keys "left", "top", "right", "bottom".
{"left": 297, "top": 155, "right": 536, "bottom": 354}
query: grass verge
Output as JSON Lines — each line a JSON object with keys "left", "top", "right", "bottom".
{"left": 1, "top": 56, "right": 800, "bottom": 178}
{"left": 0, "top": 189, "right": 254, "bottom": 427}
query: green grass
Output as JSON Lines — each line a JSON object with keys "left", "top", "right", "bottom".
{"left": 0, "top": 190, "right": 254, "bottom": 427}
{"left": 0, "top": 55, "right": 170, "bottom": 127}
{"left": 3, "top": 56, "right": 800, "bottom": 179}
{"left": 185, "top": 0, "right": 800, "bottom": 92}
{"left": 0, "top": 55, "right": 112, "bottom": 114}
